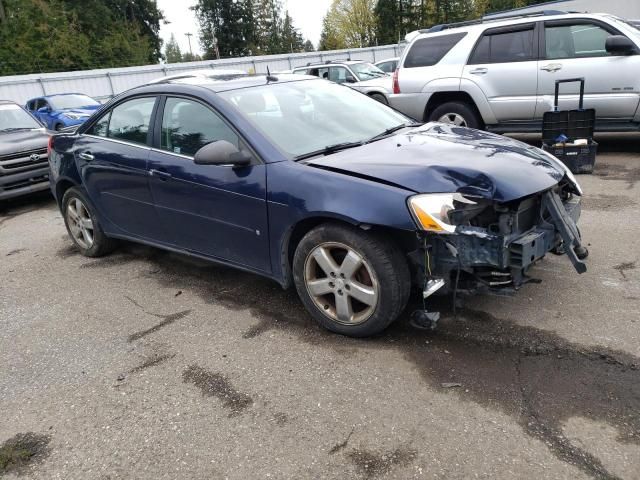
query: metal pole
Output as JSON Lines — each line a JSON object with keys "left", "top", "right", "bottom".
{"left": 185, "top": 33, "right": 194, "bottom": 56}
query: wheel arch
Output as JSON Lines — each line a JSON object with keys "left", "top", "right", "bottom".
{"left": 55, "top": 177, "right": 79, "bottom": 208}
{"left": 279, "top": 215, "right": 415, "bottom": 289}
{"left": 424, "top": 91, "right": 484, "bottom": 126}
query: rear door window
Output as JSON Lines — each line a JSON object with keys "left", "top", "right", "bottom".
{"left": 160, "top": 97, "right": 240, "bottom": 157}
{"left": 404, "top": 33, "right": 467, "bottom": 68}
{"left": 469, "top": 26, "right": 535, "bottom": 64}
{"left": 107, "top": 97, "right": 156, "bottom": 146}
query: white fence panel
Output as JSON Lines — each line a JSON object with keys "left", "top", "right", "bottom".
{"left": 0, "top": 45, "right": 400, "bottom": 105}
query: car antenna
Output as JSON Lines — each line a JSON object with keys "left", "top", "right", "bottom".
{"left": 266, "top": 66, "right": 278, "bottom": 83}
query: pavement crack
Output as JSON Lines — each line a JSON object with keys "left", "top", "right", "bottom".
{"left": 329, "top": 428, "right": 354, "bottom": 455}
{"left": 128, "top": 352, "right": 176, "bottom": 374}
{"left": 125, "top": 295, "right": 191, "bottom": 342}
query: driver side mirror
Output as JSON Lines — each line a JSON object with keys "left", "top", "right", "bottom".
{"left": 37, "top": 106, "right": 51, "bottom": 113}
{"left": 194, "top": 140, "right": 252, "bottom": 167}
{"left": 606, "top": 35, "right": 636, "bottom": 55}
{"left": 346, "top": 76, "right": 357, "bottom": 83}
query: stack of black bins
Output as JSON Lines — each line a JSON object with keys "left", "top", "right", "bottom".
{"left": 541, "top": 78, "right": 597, "bottom": 174}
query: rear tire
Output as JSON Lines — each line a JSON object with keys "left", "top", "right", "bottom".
{"left": 370, "top": 93, "right": 388, "bottom": 105}
{"left": 429, "top": 101, "right": 482, "bottom": 129}
{"left": 62, "top": 187, "right": 117, "bottom": 257}
{"left": 293, "top": 223, "right": 410, "bottom": 337}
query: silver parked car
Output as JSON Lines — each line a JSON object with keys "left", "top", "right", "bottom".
{"left": 389, "top": 10, "right": 640, "bottom": 132}
{"left": 292, "top": 60, "right": 392, "bottom": 104}
{"left": 374, "top": 57, "right": 399, "bottom": 73}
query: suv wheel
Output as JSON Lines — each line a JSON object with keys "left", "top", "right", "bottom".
{"left": 429, "top": 101, "right": 482, "bottom": 129}
{"left": 62, "top": 187, "right": 117, "bottom": 257}
{"left": 293, "top": 223, "right": 410, "bottom": 337}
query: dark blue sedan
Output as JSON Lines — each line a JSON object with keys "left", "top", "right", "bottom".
{"left": 26, "top": 94, "right": 101, "bottom": 131}
{"left": 48, "top": 74, "right": 587, "bottom": 337}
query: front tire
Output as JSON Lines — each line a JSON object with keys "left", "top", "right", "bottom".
{"left": 62, "top": 187, "right": 117, "bottom": 257}
{"left": 293, "top": 223, "right": 410, "bottom": 337}
{"left": 428, "top": 101, "right": 482, "bottom": 129}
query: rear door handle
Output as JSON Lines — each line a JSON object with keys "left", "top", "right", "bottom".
{"left": 78, "top": 151, "right": 94, "bottom": 161}
{"left": 541, "top": 63, "right": 563, "bottom": 72}
{"left": 149, "top": 168, "right": 172, "bottom": 180}
{"left": 470, "top": 68, "right": 488, "bottom": 75}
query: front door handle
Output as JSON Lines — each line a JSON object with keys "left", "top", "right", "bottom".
{"left": 78, "top": 151, "right": 94, "bottom": 161}
{"left": 470, "top": 68, "right": 488, "bottom": 75}
{"left": 150, "top": 169, "right": 172, "bottom": 181}
{"left": 541, "top": 63, "right": 563, "bottom": 72}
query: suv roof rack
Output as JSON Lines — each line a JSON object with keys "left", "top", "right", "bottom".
{"left": 422, "top": 10, "right": 568, "bottom": 33}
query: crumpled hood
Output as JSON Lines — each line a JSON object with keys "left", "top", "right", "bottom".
{"left": 307, "top": 123, "right": 566, "bottom": 202}
{"left": 0, "top": 129, "right": 49, "bottom": 156}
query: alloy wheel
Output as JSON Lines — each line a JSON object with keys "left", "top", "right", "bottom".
{"left": 437, "top": 113, "right": 468, "bottom": 127}
{"left": 66, "top": 197, "right": 94, "bottom": 250}
{"left": 304, "top": 242, "right": 379, "bottom": 325}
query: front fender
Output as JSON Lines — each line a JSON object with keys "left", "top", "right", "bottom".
{"left": 266, "top": 160, "right": 417, "bottom": 285}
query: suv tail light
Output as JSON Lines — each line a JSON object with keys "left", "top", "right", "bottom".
{"left": 392, "top": 69, "right": 400, "bottom": 94}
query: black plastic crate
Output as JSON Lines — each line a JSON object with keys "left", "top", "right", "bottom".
{"left": 542, "top": 141, "right": 598, "bottom": 174}
{"left": 541, "top": 78, "right": 597, "bottom": 174}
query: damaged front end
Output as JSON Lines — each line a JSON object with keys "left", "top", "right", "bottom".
{"left": 407, "top": 177, "right": 587, "bottom": 298}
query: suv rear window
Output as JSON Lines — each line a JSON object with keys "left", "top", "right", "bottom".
{"left": 469, "top": 27, "right": 535, "bottom": 64}
{"left": 404, "top": 33, "right": 467, "bottom": 68}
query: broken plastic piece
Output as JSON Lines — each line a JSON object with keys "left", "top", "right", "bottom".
{"left": 410, "top": 310, "right": 440, "bottom": 331}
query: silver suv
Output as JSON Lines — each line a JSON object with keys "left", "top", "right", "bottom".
{"left": 292, "top": 60, "right": 392, "bottom": 104}
{"left": 390, "top": 11, "right": 640, "bottom": 132}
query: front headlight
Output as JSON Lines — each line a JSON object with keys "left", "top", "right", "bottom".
{"left": 407, "top": 193, "right": 477, "bottom": 233}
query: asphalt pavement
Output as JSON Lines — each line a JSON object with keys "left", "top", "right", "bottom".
{"left": 1, "top": 135, "right": 639, "bottom": 479}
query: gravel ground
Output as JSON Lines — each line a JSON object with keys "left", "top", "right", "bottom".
{"left": 1, "top": 135, "right": 639, "bottom": 480}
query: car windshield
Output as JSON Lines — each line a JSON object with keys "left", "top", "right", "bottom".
{"left": 0, "top": 104, "right": 41, "bottom": 131}
{"left": 219, "top": 79, "right": 411, "bottom": 159}
{"left": 350, "top": 62, "right": 387, "bottom": 80}
{"left": 49, "top": 95, "right": 99, "bottom": 110}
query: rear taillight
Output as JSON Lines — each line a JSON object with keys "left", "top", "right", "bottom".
{"left": 392, "top": 69, "right": 400, "bottom": 94}
{"left": 47, "top": 135, "right": 54, "bottom": 157}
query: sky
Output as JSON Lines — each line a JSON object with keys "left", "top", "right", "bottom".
{"left": 157, "top": 0, "right": 333, "bottom": 56}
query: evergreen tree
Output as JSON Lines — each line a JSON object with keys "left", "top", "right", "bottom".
{"left": 164, "top": 34, "right": 182, "bottom": 63}
{"left": 374, "top": 0, "right": 399, "bottom": 45}
{"left": 193, "top": 0, "right": 254, "bottom": 58}
{"left": 303, "top": 39, "right": 315, "bottom": 52}
{"left": 281, "top": 11, "right": 304, "bottom": 53}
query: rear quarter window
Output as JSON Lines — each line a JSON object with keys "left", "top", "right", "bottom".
{"left": 403, "top": 33, "right": 467, "bottom": 68}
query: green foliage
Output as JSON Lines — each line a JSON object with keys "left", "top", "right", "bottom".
{"left": 193, "top": 0, "right": 306, "bottom": 58}
{"left": 371, "top": 0, "right": 550, "bottom": 47}
{"left": 0, "top": 0, "right": 163, "bottom": 75}
{"left": 164, "top": 34, "right": 182, "bottom": 63}
{"left": 303, "top": 39, "right": 315, "bottom": 52}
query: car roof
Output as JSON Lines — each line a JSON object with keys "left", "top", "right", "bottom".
{"left": 131, "top": 73, "right": 319, "bottom": 94}
{"left": 0, "top": 100, "right": 20, "bottom": 106}
{"left": 293, "top": 60, "right": 368, "bottom": 69}
{"left": 410, "top": 11, "right": 612, "bottom": 40}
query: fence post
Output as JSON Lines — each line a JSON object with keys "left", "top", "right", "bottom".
{"left": 287, "top": 56, "right": 292, "bottom": 69}
{"left": 106, "top": 72, "right": 115, "bottom": 97}
{"left": 251, "top": 59, "right": 257, "bottom": 74}
{"left": 372, "top": 48, "right": 376, "bottom": 62}
{"left": 37, "top": 78, "right": 46, "bottom": 95}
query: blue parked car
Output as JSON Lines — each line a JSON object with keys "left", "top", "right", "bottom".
{"left": 26, "top": 93, "right": 101, "bottom": 131}
{"left": 48, "top": 75, "right": 587, "bottom": 337}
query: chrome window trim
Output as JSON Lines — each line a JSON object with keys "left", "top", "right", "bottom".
{"left": 83, "top": 134, "right": 152, "bottom": 151}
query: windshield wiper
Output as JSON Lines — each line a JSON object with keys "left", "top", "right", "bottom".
{"left": 366, "top": 123, "right": 422, "bottom": 143}
{"left": 294, "top": 141, "right": 363, "bottom": 161}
